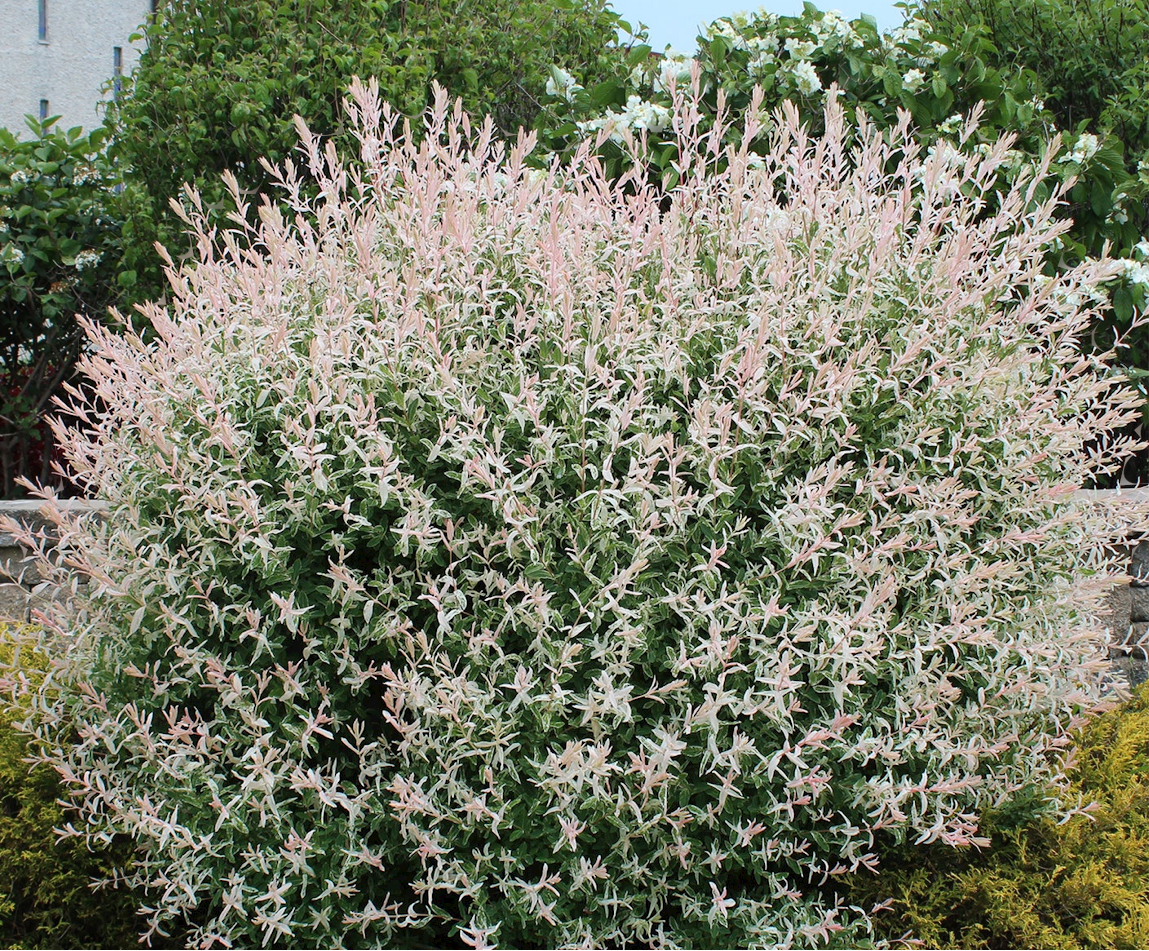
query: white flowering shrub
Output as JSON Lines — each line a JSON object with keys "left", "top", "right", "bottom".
{"left": 12, "top": 80, "right": 1143, "bottom": 948}
{"left": 538, "top": 3, "right": 1149, "bottom": 482}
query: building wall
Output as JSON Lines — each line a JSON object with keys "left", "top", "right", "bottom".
{"left": 0, "top": 0, "right": 152, "bottom": 133}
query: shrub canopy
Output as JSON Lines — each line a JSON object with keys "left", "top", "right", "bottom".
{"left": 14, "top": 80, "right": 1141, "bottom": 948}
{"left": 536, "top": 2, "right": 1149, "bottom": 480}
{"left": 0, "top": 118, "right": 120, "bottom": 498}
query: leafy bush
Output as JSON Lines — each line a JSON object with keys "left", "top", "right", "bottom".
{"left": 0, "top": 621, "right": 141, "bottom": 949}
{"left": 0, "top": 118, "right": 121, "bottom": 499}
{"left": 846, "top": 680, "right": 1149, "bottom": 948}
{"left": 538, "top": 7, "right": 1056, "bottom": 185}
{"left": 107, "top": 0, "right": 634, "bottom": 308}
{"left": 10, "top": 80, "right": 1142, "bottom": 947}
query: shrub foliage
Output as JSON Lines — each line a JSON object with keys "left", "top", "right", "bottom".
{"left": 0, "top": 622, "right": 141, "bottom": 949}
{"left": 847, "top": 681, "right": 1149, "bottom": 949}
{"left": 108, "top": 0, "right": 632, "bottom": 308}
{"left": 537, "top": 2, "right": 1149, "bottom": 480}
{"left": 0, "top": 119, "right": 120, "bottom": 498}
{"left": 11, "top": 82, "right": 1142, "bottom": 947}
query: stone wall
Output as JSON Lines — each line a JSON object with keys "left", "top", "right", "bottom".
{"left": 0, "top": 499, "right": 104, "bottom": 623}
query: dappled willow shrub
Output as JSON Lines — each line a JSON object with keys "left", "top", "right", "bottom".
{"left": 5, "top": 80, "right": 1143, "bottom": 947}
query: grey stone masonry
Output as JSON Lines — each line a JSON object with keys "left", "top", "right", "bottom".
{"left": 0, "top": 499, "right": 105, "bottom": 623}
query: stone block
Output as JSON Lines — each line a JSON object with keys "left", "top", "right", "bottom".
{"left": 1132, "top": 585, "right": 1149, "bottom": 623}
{"left": 0, "top": 544, "right": 44, "bottom": 585}
{"left": 0, "top": 583, "right": 28, "bottom": 622}
{"left": 1105, "top": 582, "right": 1133, "bottom": 638}
{"left": 1130, "top": 540, "right": 1149, "bottom": 585}
{"left": 1110, "top": 655, "right": 1149, "bottom": 691}
{"left": 1120, "top": 620, "right": 1149, "bottom": 654}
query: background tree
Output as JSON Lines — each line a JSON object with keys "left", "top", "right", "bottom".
{"left": 0, "top": 119, "right": 121, "bottom": 499}
{"left": 915, "top": 0, "right": 1149, "bottom": 434}
{"left": 108, "top": 0, "right": 635, "bottom": 308}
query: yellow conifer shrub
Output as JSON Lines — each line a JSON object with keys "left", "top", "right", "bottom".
{"left": 847, "top": 682, "right": 1149, "bottom": 949}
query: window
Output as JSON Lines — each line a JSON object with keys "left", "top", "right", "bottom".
{"left": 113, "top": 46, "right": 123, "bottom": 98}
{"left": 38, "top": 0, "right": 47, "bottom": 42}
{"left": 39, "top": 99, "right": 49, "bottom": 120}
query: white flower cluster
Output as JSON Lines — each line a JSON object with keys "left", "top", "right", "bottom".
{"left": 784, "top": 36, "right": 816, "bottom": 59}
{"left": 577, "top": 95, "right": 671, "bottom": 143}
{"left": 1, "top": 244, "right": 25, "bottom": 267}
{"left": 887, "top": 16, "right": 928, "bottom": 46}
{"left": 9, "top": 169, "right": 30, "bottom": 185}
{"left": 902, "top": 68, "right": 926, "bottom": 93}
{"left": 72, "top": 164, "right": 101, "bottom": 185}
{"left": 1116, "top": 257, "right": 1149, "bottom": 288}
{"left": 1033, "top": 272, "right": 1111, "bottom": 309}
{"left": 546, "top": 67, "right": 582, "bottom": 104}
{"left": 1110, "top": 191, "right": 1129, "bottom": 225}
{"left": 938, "top": 114, "right": 964, "bottom": 137}
{"left": 700, "top": 6, "right": 876, "bottom": 87}
{"left": 705, "top": 17, "right": 750, "bottom": 51}
{"left": 1061, "top": 132, "right": 1101, "bottom": 165}
{"left": 920, "top": 40, "right": 949, "bottom": 62}
{"left": 789, "top": 60, "right": 822, "bottom": 95}
{"left": 73, "top": 248, "right": 102, "bottom": 271}
{"left": 814, "top": 9, "right": 864, "bottom": 50}
{"left": 653, "top": 49, "right": 693, "bottom": 93}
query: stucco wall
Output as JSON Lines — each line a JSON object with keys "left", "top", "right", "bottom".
{"left": 0, "top": 0, "right": 151, "bottom": 132}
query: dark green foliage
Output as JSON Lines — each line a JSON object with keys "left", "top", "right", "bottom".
{"left": 845, "top": 681, "right": 1149, "bottom": 949}
{"left": 108, "top": 0, "right": 632, "bottom": 308}
{"left": 0, "top": 622, "right": 143, "bottom": 949}
{"left": 0, "top": 119, "right": 121, "bottom": 499}
{"left": 917, "top": 0, "right": 1149, "bottom": 184}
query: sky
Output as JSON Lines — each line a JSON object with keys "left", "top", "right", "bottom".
{"left": 609, "top": 1, "right": 908, "bottom": 54}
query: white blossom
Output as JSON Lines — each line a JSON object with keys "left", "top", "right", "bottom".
{"left": 784, "top": 36, "right": 817, "bottom": 60}
{"left": 1061, "top": 132, "right": 1101, "bottom": 165}
{"left": 938, "top": 114, "right": 964, "bottom": 137}
{"left": 74, "top": 248, "right": 103, "bottom": 270}
{"left": 545, "top": 67, "right": 582, "bottom": 103}
{"left": 653, "top": 50, "right": 693, "bottom": 93}
{"left": 902, "top": 69, "right": 926, "bottom": 93}
{"left": 790, "top": 60, "right": 822, "bottom": 95}
{"left": 1118, "top": 258, "right": 1149, "bottom": 288}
